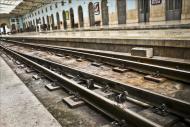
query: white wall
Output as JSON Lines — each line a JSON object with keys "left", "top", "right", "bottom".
{"left": 23, "top": 0, "right": 117, "bottom": 28}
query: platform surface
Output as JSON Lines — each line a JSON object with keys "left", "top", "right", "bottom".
{"left": 0, "top": 56, "right": 62, "bottom": 127}
{"left": 4, "top": 28, "right": 190, "bottom": 41}
{"left": 2, "top": 20, "right": 190, "bottom": 41}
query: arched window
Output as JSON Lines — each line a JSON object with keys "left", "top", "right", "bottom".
{"left": 62, "top": 10, "right": 67, "bottom": 29}
{"left": 166, "top": 0, "right": 182, "bottom": 21}
{"left": 78, "top": 6, "right": 84, "bottom": 27}
{"left": 101, "top": 0, "right": 109, "bottom": 25}
{"left": 88, "top": 2, "right": 95, "bottom": 26}
{"left": 51, "top": 14, "right": 55, "bottom": 29}
{"left": 56, "top": 12, "right": 60, "bottom": 29}
{"left": 70, "top": 8, "right": 75, "bottom": 28}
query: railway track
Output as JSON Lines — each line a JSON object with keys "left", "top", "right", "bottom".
{"left": 2, "top": 39, "right": 190, "bottom": 83}
{"left": 1, "top": 44, "right": 190, "bottom": 127}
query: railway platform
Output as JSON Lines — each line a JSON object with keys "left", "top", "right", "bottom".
{"left": 0, "top": 56, "right": 61, "bottom": 127}
{"left": 2, "top": 27, "right": 190, "bottom": 60}
{"left": 1, "top": 0, "right": 190, "bottom": 126}
{"left": 4, "top": 27, "right": 190, "bottom": 40}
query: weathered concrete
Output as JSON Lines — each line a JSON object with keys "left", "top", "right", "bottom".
{"left": 0, "top": 56, "right": 62, "bottom": 127}
{"left": 150, "top": 0, "right": 165, "bottom": 22}
{"left": 62, "top": 96, "right": 84, "bottom": 108}
{"left": 139, "top": 109, "right": 179, "bottom": 127}
{"left": 6, "top": 37, "right": 190, "bottom": 59}
{"left": 2, "top": 28, "right": 190, "bottom": 59}
{"left": 45, "top": 83, "right": 61, "bottom": 91}
{"left": 144, "top": 75, "right": 166, "bottom": 83}
{"left": 131, "top": 47, "right": 153, "bottom": 58}
{"left": 182, "top": 0, "right": 190, "bottom": 20}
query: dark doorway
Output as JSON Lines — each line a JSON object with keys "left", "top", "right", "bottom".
{"left": 33, "top": 19, "right": 35, "bottom": 26}
{"left": 117, "top": 0, "right": 126, "bottom": 24}
{"left": 78, "top": 6, "right": 84, "bottom": 28}
{"left": 33, "top": 20, "right": 35, "bottom": 31}
{"left": 1, "top": 23, "right": 6, "bottom": 34}
{"left": 166, "top": 0, "right": 182, "bottom": 21}
{"left": 36, "top": 19, "right": 38, "bottom": 31}
{"left": 12, "top": 24, "right": 16, "bottom": 30}
{"left": 39, "top": 18, "right": 41, "bottom": 24}
{"left": 51, "top": 14, "right": 55, "bottom": 29}
{"left": 62, "top": 10, "right": 67, "bottom": 29}
{"left": 138, "top": 0, "right": 150, "bottom": 22}
{"left": 101, "top": 0, "right": 109, "bottom": 25}
{"left": 88, "top": 2, "right": 95, "bottom": 26}
{"left": 47, "top": 16, "right": 50, "bottom": 30}
{"left": 29, "top": 21, "right": 31, "bottom": 27}
{"left": 56, "top": 12, "right": 60, "bottom": 29}
{"left": 36, "top": 19, "right": 38, "bottom": 24}
{"left": 70, "top": 8, "right": 75, "bottom": 28}
{"left": 42, "top": 17, "right": 45, "bottom": 25}
{"left": 23, "top": 23, "right": 26, "bottom": 30}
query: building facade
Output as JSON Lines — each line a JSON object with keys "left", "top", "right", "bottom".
{"left": 22, "top": 0, "right": 190, "bottom": 30}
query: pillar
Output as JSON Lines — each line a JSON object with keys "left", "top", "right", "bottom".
{"left": 182, "top": 0, "right": 190, "bottom": 20}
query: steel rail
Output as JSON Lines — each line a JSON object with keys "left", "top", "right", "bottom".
{"left": 1, "top": 45, "right": 190, "bottom": 119}
{"left": 3, "top": 39, "right": 190, "bottom": 83}
{"left": 5, "top": 39, "right": 190, "bottom": 70}
{"left": 0, "top": 45, "right": 162, "bottom": 127}
{"left": 55, "top": 47, "right": 190, "bottom": 71}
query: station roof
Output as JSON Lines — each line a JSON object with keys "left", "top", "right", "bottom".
{"left": 0, "top": 0, "right": 22, "bottom": 14}
{"left": 0, "top": 0, "right": 53, "bottom": 16}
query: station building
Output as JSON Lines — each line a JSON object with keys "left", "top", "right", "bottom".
{"left": 21, "top": 0, "right": 190, "bottom": 31}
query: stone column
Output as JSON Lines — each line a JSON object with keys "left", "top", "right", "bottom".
{"left": 181, "top": 0, "right": 190, "bottom": 20}
{"left": 149, "top": 0, "right": 166, "bottom": 22}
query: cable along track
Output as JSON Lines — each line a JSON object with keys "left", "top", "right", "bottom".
{"left": 1, "top": 45, "right": 190, "bottom": 127}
